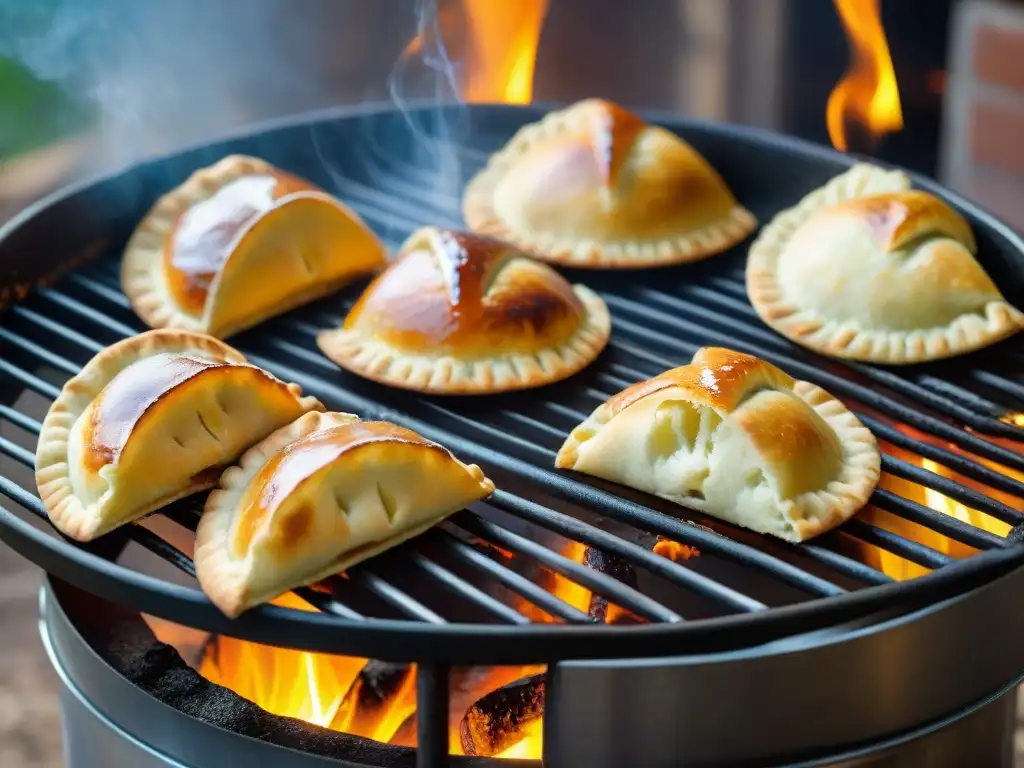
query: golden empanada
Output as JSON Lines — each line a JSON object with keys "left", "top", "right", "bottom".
{"left": 747, "top": 163, "right": 1023, "bottom": 363}
{"left": 463, "top": 99, "right": 756, "bottom": 268}
{"left": 35, "top": 329, "right": 322, "bottom": 541}
{"left": 317, "top": 227, "right": 611, "bottom": 394}
{"left": 556, "top": 347, "right": 879, "bottom": 542}
{"left": 122, "top": 155, "right": 386, "bottom": 338}
{"left": 194, "top": 411, "right": 495, "bottom": 617}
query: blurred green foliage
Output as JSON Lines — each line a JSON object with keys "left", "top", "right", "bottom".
{"left": 0, "top": 56, "right": 94, "bottom": 162}
{"left": 0, "top": 0, "right": 97, "bottom": 163}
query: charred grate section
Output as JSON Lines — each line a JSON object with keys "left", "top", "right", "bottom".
{"left": 1, "top": 105, "right": 1024, "bottom": 766}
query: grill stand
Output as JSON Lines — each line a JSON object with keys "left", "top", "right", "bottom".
{"left": 42, "top": 571, "right": 1022, "bottom": 768}
{"left": 548, "top": 558, "right": 1024, "bottom": 766}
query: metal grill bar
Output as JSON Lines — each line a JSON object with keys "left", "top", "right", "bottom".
{"left": 5, "top": 291, "right": 887, "bottom": 600}
{"left": 451, "top": 515, "right": 684, "bottom": 623}
{"left": 0, "top": 118, "right": 1021, "bottom": 666}
{"left": 486, "top": 490, "right": 767, "bottom": 613}
{"left": 332, "top": 163, "right": 1024, "bottom": 432}
{"left": 0, "top": 404, "right": 44, "bottom": 435}
{"left": 416, "top": 664, "right": 449, "bottom": 768}
{"left": 292, "top": 588, "right": 365, "bottom": 620}
{"left": 433, "top": 531, "right": 594, "bottom": 624}
{"left": 602, "top": 299, "right": 1024, "bottom": 471}
{"left": 348, "top": 571, "right": 448, "bottom": 624}
{"left": 407, "top": 551, "right": 530, "bottom": 625}
{"left": 1, "top": 233, "right": 1016, "bottom": 608}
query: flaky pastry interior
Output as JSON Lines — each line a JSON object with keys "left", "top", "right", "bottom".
{"left": 463, "top": 99, "right": 757, "bottom": 268}
{"left": 555, "top": 347, "right": 879, "bottom": 542}
{"left": 122, "top": 154, "right": 386, "bottom": 339}
{"left": 194, "top": 411, "right": 495, "bottom": 617}
{"left": 35, "top": 329, "right": 322, "bottom": 542}
{"left": 317, "top": 226, "right": 611, "bottom": 394}
{"left": 747, "top": 163, "right": 1023, "bottom": 363}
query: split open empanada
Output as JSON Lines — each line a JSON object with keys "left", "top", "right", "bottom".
{"left": 122, "top": 155, "right": 386, "bottom": 339}
{"left": 555, "top": 347, "right": 879, "bottom": 542}
{"left": 194, "top": 411, "right": 495, "bottom": 617}
{"left": 316, "top": 226, "right": 611, "bottom": 394}
{"left": 462, "top": 99, "right": 757, "bottom": 268}
{"left": 747, "top": 163, "right": 1024, "bottom": 363}
{"left": 35, "top": 329, "right": 323, "bottom": 542}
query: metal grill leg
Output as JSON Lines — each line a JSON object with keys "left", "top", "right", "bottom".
{"left": 416, "top": 664, "right": 450, "bottom": 768}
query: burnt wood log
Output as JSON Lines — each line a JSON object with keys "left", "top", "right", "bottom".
{"left": 332, "top": 660, "right": 416, "bottom": 739}
{"left": 459, "top": 672, "right": 545, "bottom": 756}
{"left": 583, "top": 545, "right": 638, "bottom": 624}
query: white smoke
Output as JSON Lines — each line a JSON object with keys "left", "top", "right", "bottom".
{"left": 2, "top": 0, "right": 472, "bottom": 228}
{"left": 0, "top": 1, "right": 365, "bottom": 170}
{"left": 380, "top": 0, "right": 470, "bottom": 216}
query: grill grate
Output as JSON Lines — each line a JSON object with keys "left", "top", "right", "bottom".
{"left": 0, "top": 108, "right": 1023, "bottom": 673}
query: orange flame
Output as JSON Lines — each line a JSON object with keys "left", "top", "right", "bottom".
{"left": 401, "top": 0, "right": 549, "bottom": 104}
{"left": 1002, "top": 412, "right": 1024, "bottom": 428}
{"left": 851, "top": 425, "right": 1014, "bottom": 581}
{"left": 826, "top": 0, "right": 904, "bottom": 151}
{"left": 462, "top": 0, "right": 549, "bottom": 103}
{"left": 197, "top": 541, "right": 598, "bottom": 760}
{"left": 199, "top": 592, "right": 367, "bottom": 727}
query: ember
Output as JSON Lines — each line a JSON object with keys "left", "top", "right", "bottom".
{"left": 653, "top": 537, "right": 700, "bottom": 563}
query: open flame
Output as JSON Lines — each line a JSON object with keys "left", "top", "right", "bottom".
{"left": 197, "top": 540, "right": 594, "bottom": 760}
{"left": 461, "top": 0, "right": 549, "bottom": 103}
{"left": 850, "top": 424, "right": 1014, "bottom": 581}
{"left": 1003, "top": 412, "right": 1024, "bottom": 428}
{"left": 400, "top": 0, "right": 549, "bottom": 104}
{"left": 200, "top": 592, "right": 367, "bottom": 728}
{"left": 826, "top": 0, "right": 903, "bottom": 151}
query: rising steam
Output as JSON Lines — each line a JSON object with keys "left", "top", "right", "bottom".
{"left": 3, "top": 0, "right": 477, "bottom": 232}
{"left": 382, "top": 0, "right": 470, "bottom": 217}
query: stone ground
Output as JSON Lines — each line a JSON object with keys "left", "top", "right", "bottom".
{"left": 0, "top": 542, "right": 1021, "bottom": 767}
{"left": 0, "top": 549, "right": 63, "bottom": 768}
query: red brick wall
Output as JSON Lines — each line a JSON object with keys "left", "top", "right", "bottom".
{"left": 943, "top": 0, "right": 1024, "bottom": 232}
